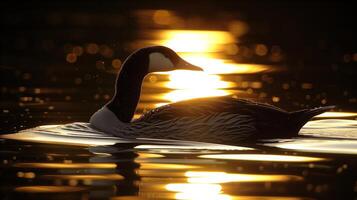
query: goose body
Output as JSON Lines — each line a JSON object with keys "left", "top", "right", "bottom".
{"left": 90, "top": 46, "right": 333, "bottom": 145}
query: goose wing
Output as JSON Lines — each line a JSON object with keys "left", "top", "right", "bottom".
{"left": 134, "top": 96, "right": 288, "bottom": 123}
{"left": 129, "top": 96, "right": 267, "bottom": 143}
{"left": 130, "top": 96, "right": 333, "bottom": 143}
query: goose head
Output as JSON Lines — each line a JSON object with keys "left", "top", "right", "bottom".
{"left": 145, "top": 46, "right": 202, "bottom": 73}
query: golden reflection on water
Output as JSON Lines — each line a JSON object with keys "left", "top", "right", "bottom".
{"left": 229, "top": 196, "right": 311, "bottom": 200}
{"left": 199, "top": 154, "right": 326, "bottom": 162}
{"left": 303, "top": 119, "right": 357, "bottom": 128}
{"left": 140, "top": 29, "right": 272, "bottom": 104}
{"left": 315, "top": 112, "right": 357, "bottom": 118}
{"left": 165, "top": 183, "right": 229, "bottom": 200}
{"left": 157, "top": 171, "right": 303, "bottom": 200}
{"left": 1, "top": 131, "right": 120, "bottom": 146}
{"left": 137, "top": 169, "right": 184, "bottom": 177}
{"left": 14, "top": 162, "right": 117, "bottom": 169}
{"left": 137, "top": 152, "right": 165, "bottom": 159}
{"left": 140, "top": 163, "right": 200, "bottom": 170}
{"left": 134, "top": 144, "right": 253, "bottom": 151}
{"left": 17, "top": 171, "right": 36, "bottom": 179}
{"left": 15, "top": 186, "right": 86, "bottom": 193}
{"left": 156, "top": 30, "right": 235, "bottom": 52}
{"left": 162, "top": 70, "right": 233, "bottom": 102}
{"left": 41, "top": 174, "right": 124, "bottom": 180}
{"left": 166, "top": 71, "right": 233, "bottom": 89}
{"left": 268, "top": 139, "right": 357, "bottom": 155}
{"left": 111, "top": 195, "right": 311, "bottom": 200}
{"left": 163, "top": 87, "right": 229, "bottom": 103}
{"left": 166, "top": 183, "right": 222, "bottom": 193}
{"left": 38, "top": 124, "right": 61, "bottom": 129}
{"left": 299, "top": 119, "right": 357, "bottom": 141}
{"left": 178, "top": 53, "right": 270, "bottom": 74}
{"left": 165, "top": 171, "right": 303, "bottom": 199}
{"left": 152, "top": 30, "right": 271, "bottom": 74}
{"left": 185, "top": 171, "right": 303, "bottom": 183}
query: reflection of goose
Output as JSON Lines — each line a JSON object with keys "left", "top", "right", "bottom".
{"left": 90, "top": 46, "right": 334, "bottom": 144}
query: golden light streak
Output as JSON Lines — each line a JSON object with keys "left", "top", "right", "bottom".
{"left": 17, "top": 172, "right": 36, "bottom": 179}
{"left": 302, "top": 119, "right": 357, "bottom": 129}
{"left": 157, "top": 30, "right": 235, "bottom": 52}
{"left": 163, "top": 89, "right": 229, "bottom": 102}
{"left": 166, "top": 71, "right": 233, "bottom": 89}
{"left": 38, "top": 124, "right": 61, "bottom": 129}
{"left": 15, "top": 186, "right": 86, "bottom": 193}
{"left": 134, "top": 145, "right": 253, "bottom": 151}
{"left": 146, "top": 29, "right": 272, "bottom": 103}
{"left": 14, "top": 163, "right": 117, "bottom": 169}
{"left": 149, "top": 30, "right": 272, "bottom": 74}
{"left": 199, "top": 154, "right": 326, "bottom": 162}
{"left": 41, "top": 174, "right": 124, "bottom": 180}
{"left": 175, "top": 192, "right": 231, "bottom": 200}
{"left": 1, "top": 128, "right": 121, "bottom": 146}
{"left": 225, "top": 196, "right": 311, "bottom": 200}
{"left": 140, "top": 163, "right": 199, "bottom": 170}
{"left": 185, "top": 171, "right": 302, "bottom": 183}
{"left": 165, "top": 183, "right": 230, "bottom": 200}
{"left": 137, "top": 169, "right": 184, "bottom": 177}
{"left": 315, "top": 112, "right": 357, "bottom": 118}
{"left": 179, "top": 54, "right": 269, "bottom": 74}
{"left": 137, "top": 152, "right": 165, "bottom": 158}
{"left": 267, "top": 139, "right": 357, "bottom": 155}
{"left": 161, "top": 70, "right": 232, "bottom": 102}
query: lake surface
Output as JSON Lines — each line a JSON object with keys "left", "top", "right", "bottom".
{"left": 1, "top": 116, "right": 357, "bottom": 200}
{"left": 1, "top": 2, "right": 357, "bottom": 199}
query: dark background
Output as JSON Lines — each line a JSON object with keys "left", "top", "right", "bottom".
{"left": 1, "top": 0, "right": 356, "bottom": 134}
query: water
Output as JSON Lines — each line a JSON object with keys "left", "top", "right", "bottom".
{"left": 1, "top": 118, "right": 357, "bottom": 199}
{"left": 1, "top": 2, "right": 357, "bottom": 199}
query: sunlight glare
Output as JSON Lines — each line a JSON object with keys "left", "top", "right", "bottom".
{"left": 134, "top": 145, "right": 253, "bottom": 151}
{"left": 140, "top": 163, "right": 199, "bottom": 170}
{"left": 199, "top": 154, "right": 326, "bottom": 162}
{"left": 166, "top": 71, "right": 233, "bottom": 89}
{"left": 180, "top": 54, "right": 269, "bottom": 74}
{"left": 152, "top": 29, "right": 271, "bottom": 74}
{"left": 185, "top": 171, "right": 302, "bottom": 183}
{"left": 149, "top": 29, "right": 272, "bottom": 103}
{"left": 163, "top": 89, "right": 229, "bottom": 102}
{"left": 157, "top": 30, "right": 235, "bottom": 52}
{"left": 161, "top": 70, "right": 232, "bottom": 102}
{"left": 165, "top": 183, "right": 231, "bottom": 200}
{"left": 175, "top": 193, "right": 231, "bottom": 200}
{"left": 166, "top": 183, "right": 222, "bottom": 193}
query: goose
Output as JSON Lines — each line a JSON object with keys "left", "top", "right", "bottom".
{"left": 89, "top": 46, "right": 334, "bottom": 144}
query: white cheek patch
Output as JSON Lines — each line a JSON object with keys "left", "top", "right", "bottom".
{"left": 149, "top": 53, "right": 174, "bottom": 72}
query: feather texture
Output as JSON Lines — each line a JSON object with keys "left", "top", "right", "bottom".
{"left": 104, "top": 96, "right": 331, "bottom": 144}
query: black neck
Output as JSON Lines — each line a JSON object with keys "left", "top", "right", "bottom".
{"left": 106, "top": 50, "right": 149, "bottom": 123}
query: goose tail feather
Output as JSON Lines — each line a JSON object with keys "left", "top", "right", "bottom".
{"left": 289, "top": 105, "right": 335, "bottom": 133}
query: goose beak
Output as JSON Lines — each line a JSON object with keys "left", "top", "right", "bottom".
{"left": 176, "top": 58, "right": 203, "bottom": 71}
